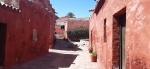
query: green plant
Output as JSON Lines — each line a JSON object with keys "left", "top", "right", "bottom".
{"left": 91, "top": 51, "right": 97, "bottom": 56}
{"left": 67, "top": 27, "right": 89, "bottom": 41}
{"left": 66, "top": 12, "right": 75, "bottom": 18}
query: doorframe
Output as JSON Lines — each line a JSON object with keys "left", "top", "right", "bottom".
{"left": 112, "top": 7, "right": 126, "bottom": 69}
{"left": 91, "top": 30, "right": 93, "bottom": 46}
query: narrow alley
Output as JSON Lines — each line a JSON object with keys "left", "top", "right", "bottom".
{"left": 7, "top": 34, "right": 98, "bottom": 69}
{"left": 1, "top": 0, "right": 150, "bottom": 69}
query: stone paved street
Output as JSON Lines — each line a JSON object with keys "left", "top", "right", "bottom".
{"left": 7, "top": 35, "right": 99, "bottom": 69}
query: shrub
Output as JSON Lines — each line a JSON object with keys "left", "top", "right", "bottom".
{"left": 67, "top": 28, "right": 89, "bottom": 41}
{"left": 91, "top": 51, "right": 97, "bottom": 56}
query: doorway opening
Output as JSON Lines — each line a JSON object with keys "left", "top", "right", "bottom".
{"left": 0, "top": 23, "right": 7, "bottom": 66}
{"left": 112, "top": 7, "right": 126, "bottom": 69}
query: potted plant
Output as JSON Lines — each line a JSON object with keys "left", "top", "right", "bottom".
{"left": 91, "top": 51, "right": 97, "bottom": 62}
{"left": 88, "top": 47, "right": 93, "bottom": 53}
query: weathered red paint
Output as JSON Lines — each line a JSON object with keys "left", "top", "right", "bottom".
{"left": 90, "top": 0, "right": 150, "bottom": 69}
{"left": 55, "top": 25, "right": 64, "bottom": 35}
{"left": 65, "top": 18, "right": 89, "bottom": 39}
{"left": 0, "top": 0, "right": 55, "bottom": 67}
{"left": 65, "top": 18, "right": 89, "bottom": 30}
{"left": 55, "top": 16, "right": 69, "bottom": 35}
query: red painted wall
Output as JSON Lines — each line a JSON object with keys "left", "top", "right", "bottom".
{"left": 49, "top": 8, "right": 55, "bottom": 49}
{"left": 55, "top": 25, "right": 64, "bottom": 35}
{"left": 90, "top": 0, "right": 150, "bottom": 69}
{"left": 65, "top": 18, "right": 89, "bottom": 39}
{"left": 54, "top": 17, "right": 69, "bottom": 35}
{"left": 0, "top": 0, "right": 55, "bottom": 67}
{"left": 66, "top": 18, "right": 89, "bottom": 30}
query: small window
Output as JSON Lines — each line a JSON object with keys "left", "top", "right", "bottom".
{"left": 104, "top": 18, "right": 107, "bottom": 42}
{"left": 33, "top": 29, "right": 38, "bottom": 41}
{"left": 61, "top": 25, "right": 65, "bottom": 30}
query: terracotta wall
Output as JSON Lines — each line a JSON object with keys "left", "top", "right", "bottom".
{"left": 49, "top": 8, "right": 55, "bottom": 49}
{"left": 65, "top": 18, "right": 89, "bottom": 39}
{"left": 0, "top": 0, "right": 55, "bottom": 67}
{"left": 55, "top": 25, "right": 64, "bottom": 35}
{"left": 0, "top": 0, "right": 19, "bottom": 8}
{"left": 66, "top": 18, "right": 89, "bottom": 30}
{"left": 54, "top": 17, "right": 69, "bottom": 36}
{"left": 90, "top": 0, "right": 150, "bottom": 69}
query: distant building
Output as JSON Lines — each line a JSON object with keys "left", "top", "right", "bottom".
{"left": 0, "top": 0, "right": 55, "bottom": 67}
{"left": 64, "top": 18, "right": 89, "bottom": 40}
{"left": 55, "top": 16, "right": 69, "bottom": 35}
{"left": 90, "top": 0, "right": 150, "bottom": 69}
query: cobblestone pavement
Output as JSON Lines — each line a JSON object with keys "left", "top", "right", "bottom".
{"left": 7, "top": 35, "right": 99, "bottom": 69}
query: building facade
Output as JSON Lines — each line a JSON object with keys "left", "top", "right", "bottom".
{"left": 0, "top": 0, "right": 55, "bottom": 67}
{"left": 65, "top": 18, "right": 89, "bottom": 40}
{"left": 55, "top": 16, "right": 69, "bottom": 35}
{"left": 90, "top": 0, "right": 150, "bottom": 69}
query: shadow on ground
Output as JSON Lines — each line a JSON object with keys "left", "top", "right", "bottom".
{"left": 6, "top": 52, "right": 78, "bottom": 69}
{"left": 47, "top": 52, "right": 78, "bottom": 68}
{"left": 6, "top": 38, "right": 81, "bottom": 69}
{"left": 53, "top": 39, "right": 82, "bottom": 51}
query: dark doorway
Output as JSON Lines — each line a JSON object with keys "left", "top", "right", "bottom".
{"left": 61, "top": 25, "right": 65, "bottom": 30}
{"left": 91, "top": 30, "right": 93, "bottom": 46}
{"left": 115, "top": 13, "right": 126, "bottom": 69}
{"left": 0, "top": 23, "right": 7, "bottom": 66}
{"left": 118, "top": 13, "right": 126, "bottom": 69}
{"left": 113, "top": 7, "right": 126, "bottom": 69}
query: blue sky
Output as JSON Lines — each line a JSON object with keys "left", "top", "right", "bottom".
{"left": 50, "top": 0, "right": 96, "bottom": 18}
